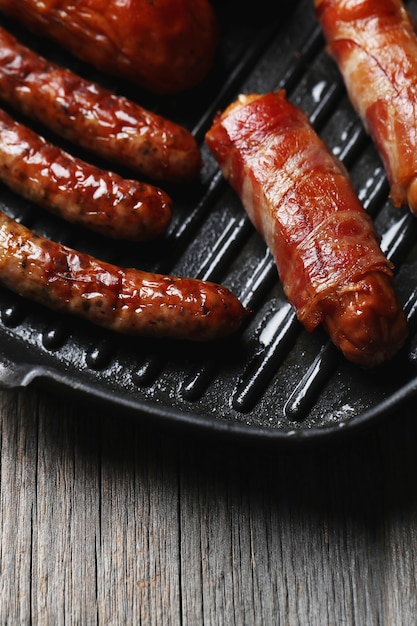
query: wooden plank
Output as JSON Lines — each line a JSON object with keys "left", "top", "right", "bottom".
{"left": 0, "top": 388, "right": 37, "bottom": 624}
{"left": 1, "top": 386, "right": 417, "bottom": 624}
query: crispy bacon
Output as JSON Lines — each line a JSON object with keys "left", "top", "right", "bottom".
{"left": 315, "top": 0, "right": 417, "bottom": 213}
{"left": 206, "top": 91, "right": 408, "bottom": 367}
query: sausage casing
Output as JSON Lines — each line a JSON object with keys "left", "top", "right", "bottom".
{"left": 0, "top": 106, "right": 172, "bottom": 241}
{"left": 206, "top": 91, "right": 408, "bottom": 367}
{"left": 0, "top": 0, "right": 218, "bottom": 95}
{"left": 0, "top": 212, "right": 248, "bottom": 340}
{"left": 315, "top": 0, "right": 417, "bottom": 214}
{"left": 0, "top": 25, "right": 201, "bottom": 183}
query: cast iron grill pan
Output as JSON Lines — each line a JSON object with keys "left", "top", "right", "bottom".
{"left": 1, "top": 0, "right": 417, "bottom": 445}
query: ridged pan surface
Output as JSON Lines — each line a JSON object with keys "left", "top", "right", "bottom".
{"left": 1, "top": 0, "right": 417, "bottom": 445}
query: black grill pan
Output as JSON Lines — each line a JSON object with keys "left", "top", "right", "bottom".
{"left": 1, "top": 0, "right": 417, "bottom": 445}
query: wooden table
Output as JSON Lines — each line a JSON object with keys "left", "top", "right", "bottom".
{"left": 1, "top": 383, "right": 417, "bottom": 625}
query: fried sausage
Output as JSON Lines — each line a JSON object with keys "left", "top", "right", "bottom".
{"left": 205, "top": 91, "right": 408, "bottom": 367}
{"left": 315, "top": 0, "right": 417, "bottom": 214}
{"left": 0, "top": 0, "right": 218, "bottom": 95}
{"left": 0, "top": 211, "right": 248, "bottom": 340}
{"left": 0, "top": 25, "right": 201, "bottom": 183}
{"left": 0, "top": 106, "right": 172, "bottom": 241}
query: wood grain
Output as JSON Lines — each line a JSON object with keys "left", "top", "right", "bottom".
{"left": 1, "top": 385, "right": 417, "bottom": 625}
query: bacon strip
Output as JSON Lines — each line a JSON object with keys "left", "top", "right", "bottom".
{"left": 0, "top": 25, "right": 201, "bottom": 183}
{"left": 0, "top": 211, "right": 248, "bottom": 340}
{"left": 315, "top": 0, "right": 417, "bottom": 213}
{"left": 206, "top": 91, "right": 408, "bottom": 367}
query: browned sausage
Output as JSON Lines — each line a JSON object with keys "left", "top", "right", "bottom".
{"left": 0, "top": 211, "right": 248, "bottom": 340}
{"left": 0, "top": 106, "right": 172, "bottom": 241}
{"left": 206, "top": 91, "right": 408, "bottom": 367}
{"left": 0, "top": 0, "right": 218, "bottom": 95}
{"left": 0, "top": 25, "right": 202, "bottom": 183}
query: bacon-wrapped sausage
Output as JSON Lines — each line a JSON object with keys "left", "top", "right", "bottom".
{"left": 315, "top": 0, "right": 417, "bottom": 214}
{"left": 0, "top": 106, "right": 172, "bottom": 241}
{"left": 205, "top": 91, "right": 408, "bottom": 367}
{"left": 0, "top": 211, "right": 247, "bottom": 340}
{"left": 0, "top": 25, "right": 201, "bottom": 183}
{"left": 0, "top": 0, "right": 218, "bottom": 95}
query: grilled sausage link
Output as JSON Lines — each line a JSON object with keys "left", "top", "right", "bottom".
{"left": 0, "top": 0, "right": 218, "bottom": 95}
{"left": 0, "top": 25, "right": 201, "bottom": 183}
{"left": 0, "top": 106, "right": 172, "bottom": 241}
{"left": 315, "top": 0, "right": 417, "bottom": 214}
{"left": 206, "top": 91, "right": 408, "bottom": 367}
{"left": 0, "top": 212, "right": 248, "bottom": 340}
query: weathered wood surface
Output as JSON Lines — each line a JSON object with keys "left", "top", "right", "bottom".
{"left": 1, "top": 385, "right": 417, "bottom": 625}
